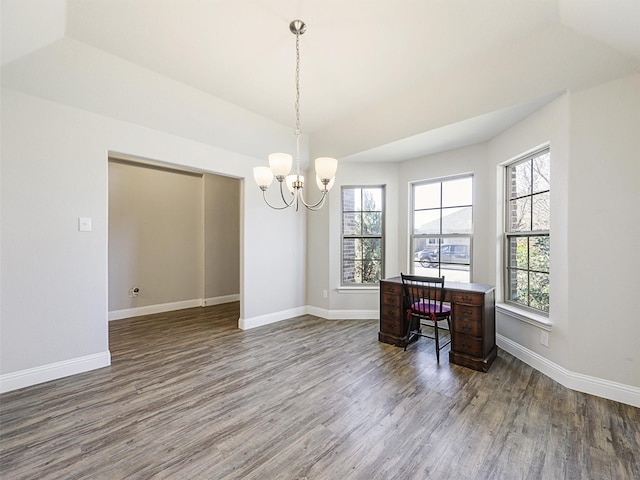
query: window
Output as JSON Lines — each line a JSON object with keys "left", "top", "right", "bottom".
{"left": 505, "top": 148, "right": 550, "bottom": 313}
{"left": 411, "top": 175, "right": 473, "bottom": 282}
{"left": 341, "top": 186, "right": 384, "bottom": 285}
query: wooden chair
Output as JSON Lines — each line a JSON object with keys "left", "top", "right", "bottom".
{"left": 400, "top": 273, "right": 451, "bottom": 362}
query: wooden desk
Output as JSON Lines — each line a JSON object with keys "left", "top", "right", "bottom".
{"left": 379, "top": 276, "right": 496, "bottom": 372}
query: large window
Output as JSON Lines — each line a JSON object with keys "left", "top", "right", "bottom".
{"left": 505, "top": 148, "right": 550, "bottom": 313}
{"left": 341, "top": 186, "right": 384, "bottom": 285}
{"left": 411, "top": 175, "right": 473, "bottom": 282}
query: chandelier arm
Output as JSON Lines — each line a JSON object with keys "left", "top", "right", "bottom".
{"left": 303, "top": 197, "right": 327, "bottom": 211}
{"left": 298, "top": 189, "right": 328, "bottom": 210}
{"left": 261, "top": 187, "right": 297, "bottom": 210}
{"left": 279, "top": 180, "right": 293, "bottom": 205}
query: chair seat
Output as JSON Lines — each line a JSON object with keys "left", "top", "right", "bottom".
{"left": 410, "top": 301, "right": 451, "bottom": 319}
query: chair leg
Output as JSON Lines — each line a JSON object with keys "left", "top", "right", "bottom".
{"left": 403, "top": 314, "right": 414, "bottom": 351}
{"left": 434, "top": 321, "right": 440, "bottom": 363}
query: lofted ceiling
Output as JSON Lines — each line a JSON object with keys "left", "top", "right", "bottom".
{"left": 2, "top": 0, "right": 639, "bottom": 162}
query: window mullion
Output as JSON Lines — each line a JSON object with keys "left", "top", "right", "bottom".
{"left": 439, "top": 183, "right": 443, "bottom": 234}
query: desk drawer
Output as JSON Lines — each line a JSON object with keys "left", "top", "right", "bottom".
{"left": 381, "top": 317, "right": 403, "bottom": 336}
{"left": 381, "top": 303, "right": 401, "bottom": 320}
{"left": 453, "top": 318, "right": 482, "bottom": 337}
{"left": 451, "top": 292, "right": 482, "bottom": 306}
{"left": 453, "top": 304, "right": 482, "bottom": 322}
{"left": 452, "top": 332, "right": 483, "bottom": 357}
{"left": 381, "top": 282, "right": 400, "bottom": 294}
{"left": 382, "top": 292, "right": 401, "bottom": 308}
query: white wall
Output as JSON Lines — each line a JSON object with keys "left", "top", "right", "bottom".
{"left": 488, "top": 95, "right": 571, "bottom": 369}
{"left": 567, "top": 74, "right": 640, "bottom": 386}
{"left": 0, "top": 88, "right": 306, "bottom": 391}
{"left": 204, "top": 174, "right": 240, "bottom": 301}
{"left": 1, "top": 92, "right": 110, "bottom": 376}
{"left": 108, "top": 161, "right": 204, "bottom": 312}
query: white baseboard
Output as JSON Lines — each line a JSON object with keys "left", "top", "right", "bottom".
{"left": 238, "top": 307, "right": 307, "bottom": 330}
{"left": 203, "top": 294, "right": 240, "bottom": 306}
{"left": 108, "top": 299, "right": 203, "bottom": 321}
{"left": 0, "top": 351, "right": 111, "bottom": 394}
{"left": 109, "top": 296, "right": 240, "bottom": 321}
{"left": 239, "top": 306, "right": 379, "bottom": 330}
{"left": 306, "top": 306, "right": 379, "bottom": 320}
{"left": 497, "top": 334, "right": 640, "bottom": 408}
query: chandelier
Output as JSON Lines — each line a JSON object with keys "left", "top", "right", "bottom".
{"left": 253, "top": 20, "right": 338, "bottom": 211}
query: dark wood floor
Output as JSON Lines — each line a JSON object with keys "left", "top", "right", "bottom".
{"left": 1, "top": 303, "right": 638, "bottom": 479}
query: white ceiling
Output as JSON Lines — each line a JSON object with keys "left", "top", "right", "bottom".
{"left": 2, "top": 0, "right": 639, "bottom": 162}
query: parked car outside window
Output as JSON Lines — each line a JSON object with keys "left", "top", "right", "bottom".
{"left": 414, "top": 246, "right": 438, "bottom": 265}
{"left": 417, "top": 244, "right": 469, "bottom": 267}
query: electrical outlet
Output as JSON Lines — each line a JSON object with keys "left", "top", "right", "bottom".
{"left": 323, "top": 289, "right": 328, "bottom": 299}
{"left": 540, "top": 331, "right": 549, "bottom": 347}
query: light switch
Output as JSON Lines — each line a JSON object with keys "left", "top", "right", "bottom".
{"left": 78, "top": 217, "right": 92, "bottom": 232}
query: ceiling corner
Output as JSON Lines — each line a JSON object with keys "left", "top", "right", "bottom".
{"left": 1, "top": 0, "right": 67, "bottom": 66}
{"left": 558, "top": 0, "right": 640, "bottom": 59}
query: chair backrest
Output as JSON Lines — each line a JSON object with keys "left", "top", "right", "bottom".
{"left": 400, "top": 273, "right": 446, "bottom": 315}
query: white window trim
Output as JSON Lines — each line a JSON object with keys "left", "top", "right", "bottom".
{"left": 337, "top": 285, "right": 379, "bottom": 294}
{"left": 340, "top": 185, "right": 385, "bottom": 286}
{"left": 410, "top": 174, "right": 474, "bottom": 281}
{"left": 503, "top": 146, "right": 550, "bottom": 314}
{"left": 496, "top": 302, "right": 552, "bottom": 331}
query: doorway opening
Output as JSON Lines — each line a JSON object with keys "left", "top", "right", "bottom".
{"left": 107, "top": 155, "right": 241, "bottom": 331}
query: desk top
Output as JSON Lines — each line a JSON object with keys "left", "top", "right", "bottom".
{"left": 381, "top": 276, "right": 495, "bottom": 294}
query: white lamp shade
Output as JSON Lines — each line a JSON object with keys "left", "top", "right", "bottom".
{"left": 315, "top": 157, "right": 338, "bottom": 181}
{"left": 286, "top": 174, "right": 304, "bottom": 194}
{"left": 269, "top": 153, "right": 293, "bottom": 177}
{"left": 253, "top": 166, "right": 274, "bottom": 188}
{"left": 316, "top": 174, "right": 335, "bottom": 192}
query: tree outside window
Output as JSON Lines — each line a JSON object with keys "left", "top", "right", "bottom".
{"left": 342, "top": 186, "right": 384, "bottom": 285}
{"left": 505, "top": 148, "right": 550, "bottom": 313}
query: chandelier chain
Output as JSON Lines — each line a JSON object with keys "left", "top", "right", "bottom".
{"left": 294, "top": 31, "right": 302, "bottom": 176}
{"left": 295, "top": 31, "right": 301, "bottom": 137}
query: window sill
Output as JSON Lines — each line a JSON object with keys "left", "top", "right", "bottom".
{"left": 496, "top": 303, "right": 552, "bottom": 331}
{"left": 337, "top": 286, "right": 380, "bottom": 294}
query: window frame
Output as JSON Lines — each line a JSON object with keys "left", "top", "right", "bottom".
{"left": 340, "top": 185, "right": 385, "bottom": 286}
{"left": 410, "top": 174, "right": 473, "bottom": 282}
{"left": 503, "top": 147, "right": 550, "bottom": 315}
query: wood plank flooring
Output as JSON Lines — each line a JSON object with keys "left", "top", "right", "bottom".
{"left": 1, "top": 303, "right": 638, "bottom": 479}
